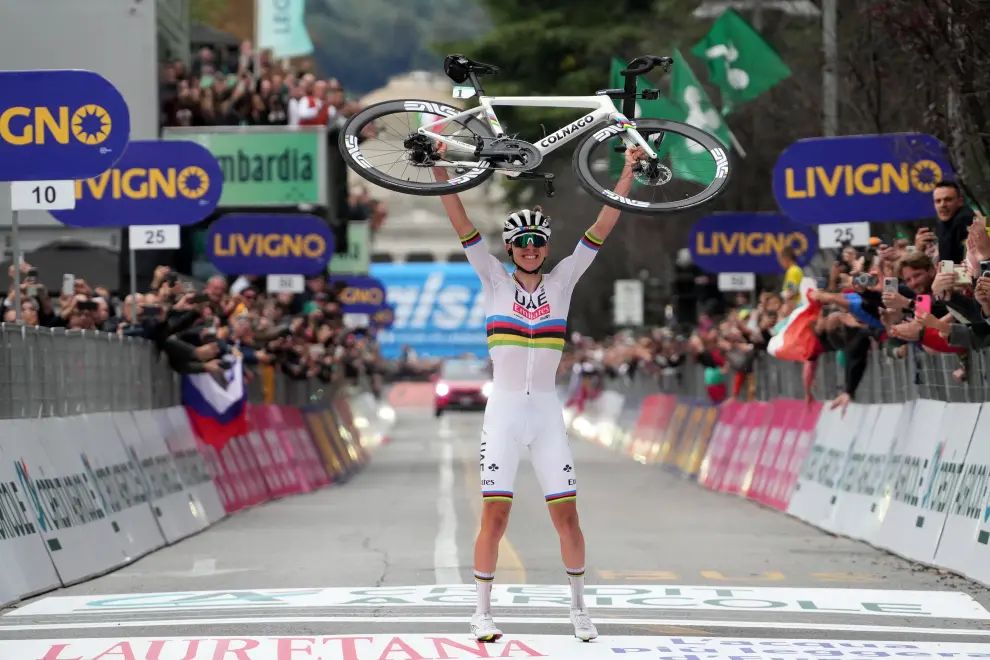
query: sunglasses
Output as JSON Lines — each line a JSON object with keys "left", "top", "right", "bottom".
{"left": 511, "top": 234, "right": 548, "bottom": 248}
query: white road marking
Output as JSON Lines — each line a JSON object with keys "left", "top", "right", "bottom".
{"left": 434, "top": 441, "right": 461, "bottom": 584}
{"left": 0, "top": 616, "right": 988, "bottom": 636}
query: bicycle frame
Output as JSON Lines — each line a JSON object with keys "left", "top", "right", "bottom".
{"left": 415, "top": 94, "right": 659, "bottom": 173}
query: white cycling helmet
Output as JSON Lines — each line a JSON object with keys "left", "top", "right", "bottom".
{"left": 502, "top": 207, "right": 552, "bottom": 243}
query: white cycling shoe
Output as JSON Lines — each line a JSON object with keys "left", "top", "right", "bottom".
{"left": 570, "top": 608, "right": 598, "bottom": 642}
{"left": 470, "top": 612, "right": 503, "bottom": 642}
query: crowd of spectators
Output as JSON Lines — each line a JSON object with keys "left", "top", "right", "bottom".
{"left": 2, "top": 263, "right": 387, "bottom": 398}
{"left": 560, "top": 181, "right": 990, "bottom": 413}
{"left": 0, "top": 41, "right": 399, "bottom": 397}
{"left": 159, "top": 40, "right": 388, "bottom": 234}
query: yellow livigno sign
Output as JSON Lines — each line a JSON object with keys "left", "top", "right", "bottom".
{"left": 0, "top": 104, "right": 112, "bottom": 146}
{"left": 212, "top": 233, "right": 328, "bottom": 258}
{"left": 782, "top": 159, "right": 942, "bottom": 199}
{"left": 694, "top": 231, "right": 808, "bottom": 257}
{"left": 76, "top": 167, "right": 211, "bottom": 200}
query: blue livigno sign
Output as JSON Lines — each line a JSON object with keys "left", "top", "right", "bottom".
{"left": 0, "top": 69, "right": 131, "bottom": 180}
{"left": 688, "top": 213, "right": 817, "bottom": 274}
{"left": 772, "top": 132, "right": 954, "bottom": 225}
{"left": 329, "top": 275, "right": 388, "bottom": 315}
{"left": 206, "top": 213, "right": 334, "bottom": 275}
{"left": 52, "top": 140, "right": 223, "bottom": 227}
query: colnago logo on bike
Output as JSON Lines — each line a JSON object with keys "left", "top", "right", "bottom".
{"left": 538, "top": 114, "right": 596, "bottom": 149}
{"left": 402, "top": 101, "right": 458, "bottom": 118}
{"left": 712, "top": 147, "right": 729, "bottom": 178}
{"left": 603, "top": 189, "right": 649, "bottom": 208}
{"left": 343, "top": 135, "right": 372, "bottom": 170}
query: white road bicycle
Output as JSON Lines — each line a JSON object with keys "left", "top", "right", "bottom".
{"left": 338, "top": 54, "right": 732, "bottom": 215}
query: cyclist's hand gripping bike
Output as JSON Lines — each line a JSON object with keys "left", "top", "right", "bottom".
{"left": 338, "top": 54, "right": 731, "bottom": 215}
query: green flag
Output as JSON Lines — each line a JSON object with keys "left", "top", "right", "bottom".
{"left": 665, "top": 49, "right": 731, "bottom": 185}
{"left": 690, "top": 8, "right": 791, "bottom": 115}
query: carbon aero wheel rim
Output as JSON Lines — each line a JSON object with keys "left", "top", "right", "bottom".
{"left": 339, "top": 99, "right": 497, "bottom": 196}
{"left": 573, "top": 118, "right": 732, "bottom": 214}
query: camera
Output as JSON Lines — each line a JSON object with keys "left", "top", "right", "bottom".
{"left": 981, "top": 260, "right": 990, "bottom": 279}
{"left": 77, "top": 300, "right": 98, "bottom": 311}
{"left": 218, "top": 354, "right": 236, "bottom": 370}
{"left": 854, "top": 273, "right": 878, "bottom": 288}
{"left": 164, "top": 271, "right": 178, "bottom": 286}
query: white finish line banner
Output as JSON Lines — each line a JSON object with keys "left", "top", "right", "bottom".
{"left": 11, "top": 585, "right": 989, "bottom": 619}
{"left": 3, "top": 636, "right": 990, "bottom": 660}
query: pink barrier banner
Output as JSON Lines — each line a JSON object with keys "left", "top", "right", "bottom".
{"left": 195, "top": 439, "right": 250, "bottom": 514}
{"left": 774, "top": 401, "right": 823, "bottom": 509}
{"left": 231, "top": 435, "right": 271, "bottom": 507}
{"left": 748, "top": 401, "right": 800, "bottom": 508}
{"left": 628, "top": 394, "right": 677, "bottom": 458}
{"left": 699, "top": 401, "right": 743, "bottom": 491}
{"left": 721, "top": 402, "right": 771, "bottom": 496}
{"left": 279, "top": 405, "right": 332, "bottom": 489}
{"left": 246, "top": 405, "right": 303, "bottom": 498}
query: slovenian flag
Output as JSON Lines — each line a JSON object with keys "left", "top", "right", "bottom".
{"left": 767, "top": 278, "right": 823, "bottom": 362}
{"left": 182, "top": 357, "right": 248, "bottom": 450}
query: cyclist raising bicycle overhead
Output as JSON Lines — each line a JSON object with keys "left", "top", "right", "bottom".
{"left": 432, "top": 141, "right": 646, "bottom": 643}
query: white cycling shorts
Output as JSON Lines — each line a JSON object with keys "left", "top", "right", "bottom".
{"left": 479, "top": 391, "right": 577, "bottom": 505}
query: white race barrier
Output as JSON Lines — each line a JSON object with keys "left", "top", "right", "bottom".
{"left": 163, "top": 406, "right": 227, "bottom": 525}
{"left": 0, "top": 420, "right": 63, "bottom": 607}
{"left": 0, "top": 405, "right": 232, "bottom": 605}
{"left": 585, "top": 385, "right": 990, "bottom": 590}
{"left": 788, "top": 397, "right": 990, "bottom": 588}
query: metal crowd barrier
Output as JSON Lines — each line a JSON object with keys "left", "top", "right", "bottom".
{"left": 0, "top": 323, "right": 350, "bottom": 419}
{"left": 608, "top": 345, "right": 990, "bottom": 406}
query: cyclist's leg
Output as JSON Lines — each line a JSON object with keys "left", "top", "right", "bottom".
{"left": 528, "top": 398, "right": 584, "bottom": 588}
{"left": 473, "top": 398, "right": 521, "bottom": 628}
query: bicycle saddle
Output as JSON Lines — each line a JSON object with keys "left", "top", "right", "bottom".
{"left": 444, "top": 54, "right": 501, "bottom": 84}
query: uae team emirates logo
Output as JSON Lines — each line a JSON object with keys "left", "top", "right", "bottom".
{"left": 513, "top": 302, "right": 550, "bottom": 320}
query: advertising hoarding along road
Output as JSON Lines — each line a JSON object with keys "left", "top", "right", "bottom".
{"left": 0, "top": 69, "right": 131, "bottom": 180}
{"left": 206, "top": 214, "right": 334, "bottom": 276}
{"left": 50, "top": 140, "right": 223, "bottom": 227}
{"left": 161, "top": 126, "right": 327, "bottom": 207}
{"left": 688, "top": 213, "right": 817, "bottom": 274}
{"left": 772, "top": 133, "right": 953, "bottom": 225}
{"left": 369, "top": 262, "right": 487, "bottom": 359}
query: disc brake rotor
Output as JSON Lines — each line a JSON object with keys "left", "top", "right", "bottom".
{"left": 633, "top": 160, "right": 673, "bottom": 186}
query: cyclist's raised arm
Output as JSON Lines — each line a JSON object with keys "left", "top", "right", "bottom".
{"left": 432, "top": 147, "right": 503, "bottom": 287}
{"left": 551, "top": 146, "right": 644, "bottom": 290}
{"left": 432, "top": 166, "right": 476, "bottom": 238}
{"left": 586, "top": 146, "right": 642, "bottom": 242}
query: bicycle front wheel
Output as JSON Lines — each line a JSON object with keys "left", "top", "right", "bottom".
{"left": 572, "top": 118, "right": 732, "bottom": 214}
{"left": 338, "top": 99, "right": 496, "bottom": 197}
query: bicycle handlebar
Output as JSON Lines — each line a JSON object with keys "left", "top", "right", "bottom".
{"left": 620, "top": 56, "right": 674, "bottom": 77}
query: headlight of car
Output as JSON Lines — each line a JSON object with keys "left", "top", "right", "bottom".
{"left": 436, "top": 383, "right": 450, "bottom": 396}
{"left": 481, "top": 382, "right": 493, "bottom": 397}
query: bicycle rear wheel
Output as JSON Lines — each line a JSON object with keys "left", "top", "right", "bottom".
{"left": 338, "top": 99, "right": 496, "bottom": 196}
{"left": 572, "top": 118, "right": 731, "bottom": 215}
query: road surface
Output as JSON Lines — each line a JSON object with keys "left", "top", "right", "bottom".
{"left": 2, "top": 401, "right": 989, "bottom": 659}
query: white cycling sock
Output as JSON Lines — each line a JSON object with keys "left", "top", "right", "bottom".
{"left": 474, "top": 571, "right": 494, "bottom": 615}
{"left": 566, "top": 567, "right": 586, "bottom": 611}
